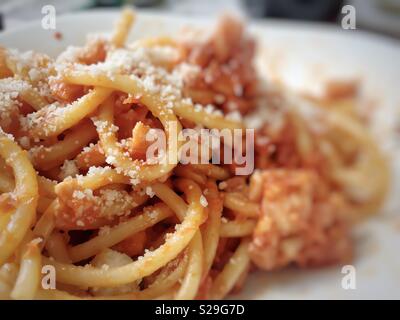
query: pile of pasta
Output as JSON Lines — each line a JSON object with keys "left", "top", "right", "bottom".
{"left": 0, "top": 9, "right": 389, "bottom": 300}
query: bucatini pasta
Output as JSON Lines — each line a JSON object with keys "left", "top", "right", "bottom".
{"left": 0, "top": 8, "right": 389, "bottom": 300}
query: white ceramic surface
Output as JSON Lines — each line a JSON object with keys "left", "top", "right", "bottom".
{"left": 1, "top": 9, "right": 399, "bottom": 299}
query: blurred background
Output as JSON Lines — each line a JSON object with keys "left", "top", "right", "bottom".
{"left": 0, "top": 0, "right": 400, "bottom": 38}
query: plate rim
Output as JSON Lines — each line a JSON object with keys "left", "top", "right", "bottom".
{"left": 1, "top": 8, "right": 399, "bottom": 52}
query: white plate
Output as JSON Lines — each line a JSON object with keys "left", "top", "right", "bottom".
{"left": 1, "top": 9, "right": 400, "bottom": 300}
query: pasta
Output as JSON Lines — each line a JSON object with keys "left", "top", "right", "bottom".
{"left": 0, "top": 8, "right": 389, "bottom": 300}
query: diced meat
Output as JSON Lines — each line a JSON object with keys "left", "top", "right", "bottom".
{"left": 249, "top": 169, "right": 352, "bottom": 270}
{"left": 78, "top": 37, "right": 107, "bottom": 65}
{"left": 49, "top": 77, "right": 84, "bottom": 103}
{"left": 180, "top": 15, "right": 259, "bottom": 115}
{"left": 54, "top": 181, "right": 137, "bottom": 230}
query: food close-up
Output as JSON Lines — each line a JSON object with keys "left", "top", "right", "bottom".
{"left": 0, "top": 0, "right": 399, "bottom": 301}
